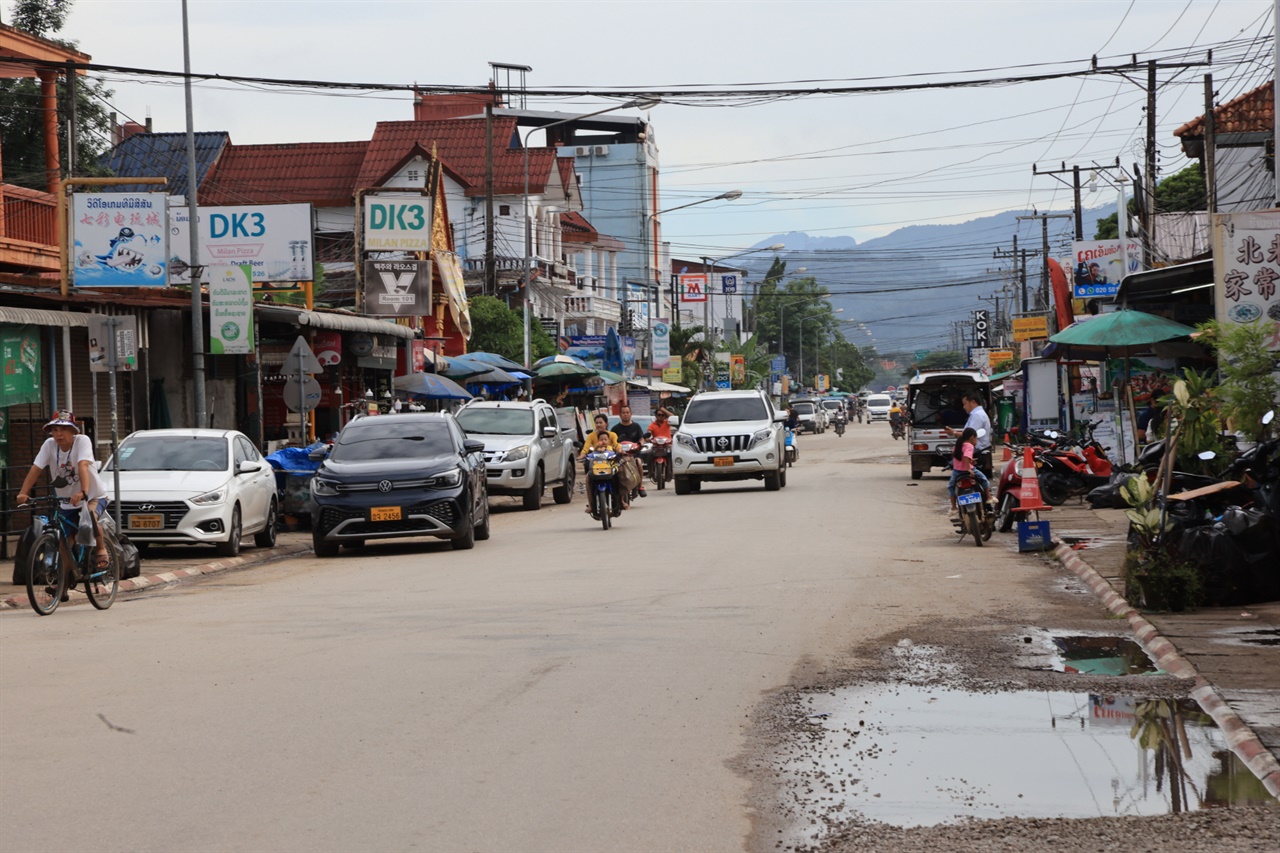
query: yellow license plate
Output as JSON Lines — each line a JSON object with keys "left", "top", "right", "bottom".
{"left": 713, "top": 456, "right": 735, "bottom": 467}
{"left": 128, "top": 514, "right": 163, "bottom": 529}
{"left": 370, "top": 506, "right": 402, "bottom": 522}
{"left": 592, "top": 462, "right": 614, "bottom": 475}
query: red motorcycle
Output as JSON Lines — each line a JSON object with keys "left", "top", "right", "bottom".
{"left": 648, "top": 436, "right": 672, "bottom": 489}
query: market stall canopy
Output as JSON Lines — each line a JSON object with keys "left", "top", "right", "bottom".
{"left": 533, "top": 354, "right": 591, "bottom": 369}
{"left": 1045, "top": 309, "right": 1198, "bottom": 360}
{"left": 439, "top": 356, "right": 492, "bottom": 381}
{"left": 533, "top": 360, "right": 599, "bottom": 380}
{"left": 596, "top": 369, "right": 627, "bottom": 385}
{"left": 463, "top": 366, "right": 521, "bottom": 388}
{"left": 392, "top": 372, "right": 473, "bottom": 400}
{"left": 256, "top": 305, "right": 415, "bottom": 339}
{"left": 462, "top": 351, "right": 526, "bottom": 372}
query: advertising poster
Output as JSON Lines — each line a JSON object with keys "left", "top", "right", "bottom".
{"left": 72, "top": 193, "right": 168, "bottom": 287}
{"left": 169, "top": 203, "right": 313, "bottom": 285}
{"left": 1213, "top": 210, "right": 1280, "bottom": 384}
{"left": 209, "top": 264, "right": 255, "bottom": 354}
{"left": 363, "top": 195, "right": 433, "bottom": 251}
{"left": 362, "top": 259, "right": 432, "bottom": 316}
{"left": 88, "top": 315, "right": 139, "bottom": 372}
{"left": 679, "top": 273, "right": 708, "bottom": 303}
{"left": 1070, "top": 239, "right": 1143, "bottom": 298}
{"left": 651, "top": 320, "right": 671, "bottom": 373}
{"left": 1, "top": 324, "right": 42, "bottom": 407}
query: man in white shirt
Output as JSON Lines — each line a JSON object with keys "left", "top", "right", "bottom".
{"left": 945, "top": 392, "right": 993, "bottom": 476}
{"left": 17, "top": 411, "right": 109, "bottom": 569}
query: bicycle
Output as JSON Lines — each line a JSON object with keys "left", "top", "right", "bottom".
{"left": 20, "top": 496, "right": 121, "bottom": 615}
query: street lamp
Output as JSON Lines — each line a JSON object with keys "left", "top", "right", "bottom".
{"left": 799, "top": 308, "right": 842, "bottom": 386}
{"left": 523, "top": 98, "right": 660, "bottom": 369}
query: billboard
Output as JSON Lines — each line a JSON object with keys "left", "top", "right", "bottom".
{"left": 1012, "top": 316, "right": 1049, "bottom": 342}
{"left": 363, "top": 195, "right": 433, "bottom": 251}
{"left": 1070, "top": 239, "right": 1143, "bottom": 298}
{"left": 1213, "top": 210, "right": 1280, "bottom": 381}
{"left": 651, "top": 320, "right": 671, "bottom": 372}
{"left": 209, "top": 264, "right": 255, "bottom": 354}
{"left": 169, "top": 203, "right": 313, "bottom": 285}
{"left": 72, "top": 193, "right": 168, "bottom": 287}
{"left": 565, "top": 334, "right": 637, "bottom": 379}
{"left": 362, "top": 259, "right": 432, "bottom": 316}
{"left": 679, "top": 273, "right": 708, "bottom": 302}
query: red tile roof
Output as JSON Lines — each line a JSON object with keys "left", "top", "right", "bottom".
{"left": 560, "top": 210, "right": 598, "bottom": 243}
{"left": 1175, "top": 80, "right": 1274, "bottom": 138}
{"left": 199, "top": 141, "right": 369, "bottom": 207}
{"left": 358, "top": 118, "right": 566, "bottom": 196}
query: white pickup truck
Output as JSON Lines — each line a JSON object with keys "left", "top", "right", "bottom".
{"left": 455, "top": 400, "right": 577, "bottom": 510}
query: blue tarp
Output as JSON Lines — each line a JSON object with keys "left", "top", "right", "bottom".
{"left": 266, "top": 442, "right": 326, "bottom": 475}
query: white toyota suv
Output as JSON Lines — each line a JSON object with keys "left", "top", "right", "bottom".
{"left": 672, "top": 389, "right": 787, "bottom": 494}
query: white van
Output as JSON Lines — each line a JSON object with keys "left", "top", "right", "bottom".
{"left": 865, "top": 394, "right": 893, "bottom": 421}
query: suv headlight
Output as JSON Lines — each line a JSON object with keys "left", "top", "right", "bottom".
{"left": 504, "top": 444, "right": 530, "bottom": 462}
{"left": 310, "top": 478, "right": 339, "bottom": 496}
{"left": 190, "top": 487, "right": 227, "bottom": 506}
{"left": 426, "top": 468, "right": 463, "bottom": 489}
{"left": 676, "top": 433, "right": 697, "bottom": 450}
{"left": 748, "top": 427, "right": 773, "bottom": 449}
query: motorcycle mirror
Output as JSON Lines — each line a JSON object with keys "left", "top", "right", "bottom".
{"left": 1263, "top": 410, "right": 1275, "bottom": 425}
{"left": 1197, "top": 450, "right": 1216, "bottom": 461}
{"left": 1045, "top": 430, "right": 1059, "bottom": 439}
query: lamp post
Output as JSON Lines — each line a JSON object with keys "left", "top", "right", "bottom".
{"left": 523, "top": 98, "right": 659, "bottom": 370}
{"left": 799, "top": 308, "right": 842, "bottom": 387}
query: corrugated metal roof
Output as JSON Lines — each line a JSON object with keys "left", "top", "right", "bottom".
{"left": 100, "top": 132, "right": 229, "bottom": 197}
{"left": 200, "top": 141, "right": 369, "bottom": 207}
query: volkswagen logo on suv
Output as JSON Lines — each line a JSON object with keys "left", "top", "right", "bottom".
{"left": 377, "top": 480, "right": 393, "bottom": 493}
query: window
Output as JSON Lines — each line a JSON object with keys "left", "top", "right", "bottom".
{"left": 330, "top": 421, "right": 454, "bottom": 461}
{"left": 456, "top": 408, "right": 534, "bottom": 436}
{"left": 109, "top": 436, "right": 229, "bottom": 472}
{"left": 683, "top": 396, "right": 769, "bottom": 424}
{"left": 499, "top": 204, "right": 511, "bottom": 216}
{"left": 407, "top": 169, "right": 421, "bottom": 182}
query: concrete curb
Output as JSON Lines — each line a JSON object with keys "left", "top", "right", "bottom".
{"left": 1051, "top": 540, "right": 1280, "bottom": 801}
{"left": 1, "top": 543, "right": 313, "bottom": 611}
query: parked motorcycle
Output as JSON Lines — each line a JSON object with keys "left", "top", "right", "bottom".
{"left": 954, "top": 469, "right": 993, "bottom": 546}
{"left": 648, "top": 436, "right": 672, "bottom": 489}
{"left": 585, "top": 450, "right": 623, "bottom": 530}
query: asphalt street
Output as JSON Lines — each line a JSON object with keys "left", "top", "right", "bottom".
{"left": 0, "top": 422, "right": 1176, "bottom": 851}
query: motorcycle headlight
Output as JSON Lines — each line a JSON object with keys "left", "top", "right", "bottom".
{"left": 676, "top": 433, "right": 697, "bottom": 450}
{"left": 310, "top": 478, "right": 339, "bottom": 496}
{"left": 190, "top": 487, "right": 227, "bottom": 506}
{"left": 426, "top": 468, "right": 463, "bottom": 489}
{"left": 748, "top": 427, "right": 773, "bottom": 448}
{"left": 504, "top": 444, "right": 529, "bottom": 462}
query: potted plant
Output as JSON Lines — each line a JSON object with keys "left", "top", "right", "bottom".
{"left": 1121, "top": 473, "right": 1202, "bottom": 611}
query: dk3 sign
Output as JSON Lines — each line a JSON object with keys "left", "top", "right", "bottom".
{"left": 363, "top": 196, "right": 434, "bottom": 252}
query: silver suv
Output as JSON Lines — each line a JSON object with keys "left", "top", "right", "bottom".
{"left": 672, "top": 389, "right": 787, "bottom": 494}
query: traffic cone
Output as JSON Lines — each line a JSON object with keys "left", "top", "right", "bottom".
{"left": 1001, "top": 433, "right": 1013, "bottom": 462}
{"left": 1017, "top": 446, "right": 1052, "bottom": 513}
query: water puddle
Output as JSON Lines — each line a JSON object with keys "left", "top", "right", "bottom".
{"left": 1238, "top": 629, "right": 1280, "bottom": 647}
{"left": 1057, "top": 532, "right": 1126, "bottom": 551}
{"left": 778, "top": 685, "right": 1275, "bottom": 842}
{"left": 1051, "top": 634, "right": 1161, "bottom": 676}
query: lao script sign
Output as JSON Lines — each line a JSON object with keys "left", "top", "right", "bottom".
{"left": 72, "top": 193, "right": 168, "bottom": 287}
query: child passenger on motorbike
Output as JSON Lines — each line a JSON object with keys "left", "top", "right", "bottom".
{"left": 580, "top": 415, "right": 626, "bottom": 512}
{"left": 947, "top": 427, "right": 991, "bottom": 516}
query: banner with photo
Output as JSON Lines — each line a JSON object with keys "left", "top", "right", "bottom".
{"left": 169, "top": 203, "right": 313, "bottom": 285}
{"left": 1070, "top": 239, "right": 1143, "bottom": 298}
{"left": 209, "top": 264, "right": 256, "bottom": 354}
{"left": 72, "top": 193, "right": 168, "bottom": 287}
{"left": 362, "top": 259, "right": 432, "bottom": 316}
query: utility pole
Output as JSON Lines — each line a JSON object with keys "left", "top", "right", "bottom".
{"left": 1016, "top": 212, "right": 1071, "bottom": 311}
{"left": 1145, "top": 60, "right": 1158, "bottom": 269}
{"left": 484, "top": 100, "right": 496, "bottom": 296}
{"left": 993, "top": 234, "right": 1042, "bottom": 314}
{"left": 1204, "top": 74, "right": 1217, "bottom": 215}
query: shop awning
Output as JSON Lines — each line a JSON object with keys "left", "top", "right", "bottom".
{"left": 255, "top": 305, "right": 415, "bottom": 339}
{"left": 627, "top": 379, "right": 692, "bottom": 394}
{"left": 1114, "top": 259, "right": 1213, "bottom": 305}
{"left": 0, "top": 306, "right": 90, "bottom": 328}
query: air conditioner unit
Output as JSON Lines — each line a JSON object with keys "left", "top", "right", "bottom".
{"left": 593, "top": 145, "right": 609, "bottom": 157}
{"left": 574, "top": 146, "right": 591, "bottom": 157}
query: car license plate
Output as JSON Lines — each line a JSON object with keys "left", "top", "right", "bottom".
{"left": 370, "top": 506, "right": 402, "bottom": 522}
{"left": 713, "top": 456, "right": 735, "bottom": 467}
{"left": 957, "top": 492, "right": 982, "bottom": 506}
{"left": 128, "top": 514, "right": 163, "bottom": 529}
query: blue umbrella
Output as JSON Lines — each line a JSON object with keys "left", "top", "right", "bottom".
{"left": 460, "top": 351, "right": 525, "bottom": 372}
{"left": 393, "top": 372, "right": 473, "bottom": 400}
{"left": 533, "top": 354, "right": 590, "bottom": 369}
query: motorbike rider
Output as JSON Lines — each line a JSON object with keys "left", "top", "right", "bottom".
{"left": 579, "top": 414, "right": 626, "bottom": 512}
{"left": 889, "top": 401, "right": 904, "bottom": 437}
{"left": 646, "top": 406, "right": 674, "bottom": 441}
{"left": 784, "top": 405, "right": 801, "bottom": 431}
{"left": 612, "top": 404, "right": 647, "bottom": 498}
{"left": 947, "top": 427, "right": 991, "bottom": 518}
{"left": 945, "top": 391, "right": 993, "bottom": 476}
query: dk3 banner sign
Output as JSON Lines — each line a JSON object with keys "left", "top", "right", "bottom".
{"left": 169, "top": 203, "right": 313, "bottom": 286}
{"left": 72, "top": 193, "right": 168, "bottom": 287}
{"left": 209, "top": 264, "right": 256, "bottom": 354}
{"left": 363, "top": 196, "right": 434, "bottom": 251}
{"left": 363, "top": 260, "right": 433, "bottom": 315}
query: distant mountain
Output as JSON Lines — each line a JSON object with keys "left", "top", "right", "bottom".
{"left": 745, "top": 206, "right": 1113, "bottom": 353}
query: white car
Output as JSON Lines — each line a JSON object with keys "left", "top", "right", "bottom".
{"left": 103, "top": 429, "right": 278, "bottom": 556}
{"left": 672, "top": 389, "right": 787, "bottom": 493}
{"left": 865, "top": 394, "right": 893, "bottom": 421}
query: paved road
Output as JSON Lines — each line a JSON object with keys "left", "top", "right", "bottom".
{"left": 0, "top": 421, "right": 1060, "bottom": 852}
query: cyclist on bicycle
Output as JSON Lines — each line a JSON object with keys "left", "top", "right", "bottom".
{"left": 16, "top": 411, "right": 110, "bottom": 571}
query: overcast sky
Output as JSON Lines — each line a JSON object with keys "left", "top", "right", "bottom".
{"left": 11, "top": 0, "right": 1275, "bottom": 260}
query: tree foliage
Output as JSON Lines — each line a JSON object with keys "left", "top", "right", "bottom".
{"left": 903, "top": 350, "right": 964, "bottom": 377}
{"left": 467, "top": 296, "right": 555, "bottom": 363}
{"left": 0, "top": 0, "right": 115, "bottom": 191}
{"left": 1094, "top": 164, "right": 1206, "bottom": 240}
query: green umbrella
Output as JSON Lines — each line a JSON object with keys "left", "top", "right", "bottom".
{"left": 596, "top": 369, "right": 627, "bottom": 385}
{"left": 534, "top": 360, "right": 598, "bottom": 380}
{"left": 1048, "top": 309, "right": 1196, "bottom": 357}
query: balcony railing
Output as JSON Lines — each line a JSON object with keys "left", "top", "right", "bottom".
{"left": 1, "top": 184, "right": 57, "bottom": 246}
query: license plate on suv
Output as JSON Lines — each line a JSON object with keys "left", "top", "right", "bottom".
{"left": 370, "top": 506, "right": 402, "bottom": 522}
{"left": 713, "top": 456, "right": 735, "bottom": 467}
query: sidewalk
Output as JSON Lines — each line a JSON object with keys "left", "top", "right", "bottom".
{"left": 1042, "top": 501, "right": 1280, "bottom": 799}
{"left": 1, "top": 532, "right": 313, "bottom": 611}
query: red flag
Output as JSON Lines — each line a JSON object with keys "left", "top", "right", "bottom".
{"left": 1047, "top": 258, "right": 1075, "bottom": 331}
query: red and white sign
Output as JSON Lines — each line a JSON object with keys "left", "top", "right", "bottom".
{"left": 680, "top": 274, "right": 708, "bottom": 303}
{"left": 314, "top": 331, "right": 342, "bottom": 367}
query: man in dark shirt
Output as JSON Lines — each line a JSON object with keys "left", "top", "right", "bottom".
{"left": 614, "top": 404, "right": 647, "bottom": 498}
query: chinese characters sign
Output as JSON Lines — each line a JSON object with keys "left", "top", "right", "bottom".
{"left": 71, "top": 193, "right": 168, "bottom": 287}
{"left": 1214, "top": 210, "right": 1280, "bottom": 361}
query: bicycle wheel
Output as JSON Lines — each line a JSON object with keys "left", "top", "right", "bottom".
{"left": 25, "top": 530, "right": 65, "bottom": 616}
{"left": 84, "top": 539, "right": 120, "bottom": 610}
